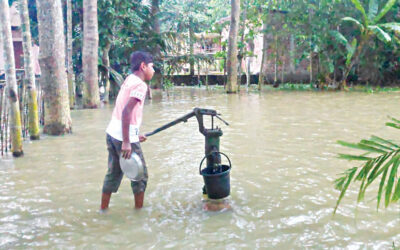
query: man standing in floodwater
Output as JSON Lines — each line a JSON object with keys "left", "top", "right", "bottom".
{"left": 100, "top": 51, "right": 154, "bottom": 211}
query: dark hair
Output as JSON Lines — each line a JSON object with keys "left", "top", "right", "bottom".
{"left": 130, "top": 51, "right": 153, "bottom": 72}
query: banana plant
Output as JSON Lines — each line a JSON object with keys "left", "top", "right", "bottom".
{"left": 334, "top": 117, "right": 400, "bottom": 214}
{"left": 337, "top": 0, "right": 400, "bottom": 90}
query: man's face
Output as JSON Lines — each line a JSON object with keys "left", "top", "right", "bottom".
{"left": 144, "top": 63, "right": 155, "bottom": 81}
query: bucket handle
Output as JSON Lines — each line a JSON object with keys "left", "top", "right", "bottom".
{"left": 199, "top": 151, "right": 232, "bottom": 175}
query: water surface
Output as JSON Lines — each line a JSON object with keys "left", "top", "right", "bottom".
{"left": 1, "top": 87, "right": 400, "bottom": 248}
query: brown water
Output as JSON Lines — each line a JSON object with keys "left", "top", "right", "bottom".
{"left": 1, "top": 87, "right": 400, "bottom": 248}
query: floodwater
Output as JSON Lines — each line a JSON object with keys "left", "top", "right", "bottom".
{"left": 1, "top": 87, "right": 400, "bottom": 249}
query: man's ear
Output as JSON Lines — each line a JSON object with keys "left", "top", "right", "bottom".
{"left": 140, "top": 62, "right": 146, "bottom": 71}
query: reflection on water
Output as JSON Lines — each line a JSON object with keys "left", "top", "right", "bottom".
{"left": 1, "top": 87, "right": 400, "bottom": 248}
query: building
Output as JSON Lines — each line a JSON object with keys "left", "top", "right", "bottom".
{"left": 0, "top": 2, "right": 40, "bottom": 79}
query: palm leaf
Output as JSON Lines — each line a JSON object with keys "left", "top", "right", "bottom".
{"left": 368, "top": 0, "right": 379, "bottom": 22}
{"left": 337, "top": 140, "right": 387, "bottom": 153}
{"left": 346, "top": 38, "right": 357, "bottom": 66}
{"left": 360, "top": 139, "right": 393, "bottom": 151}
{"left": 391, "top": 178, "right": 400, "bottom": 202}
{"left": 369, "top": 25, "right": 391, "bottom": 43}
{"left": 377, "top": 163, "right": 389, "bottom": 209}
{"left": 373, "top": 0, "right": 397, "bottom": 24}
{"left": 350, "top": 0, "right": 368, "bottom": 25}
{"left": 386, "top": 122, "right": 400, "bottom": 129}
{"left": 385, "top": 155, "right": 400, "bottom": 207}
{"left": 338, "top": 154, "right": 373, "bottom": 161}
{"left": 341, "top": 17, "right": 365, "bottom": 32}
{"left": 370, "top": 135, "right": 400, "bottom": 149}
{"left": 333, "top": 167, "right": 357, "bottom": 214}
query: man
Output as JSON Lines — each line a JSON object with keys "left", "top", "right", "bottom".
{"left": 100, "top": 51, "right": 154, "bottom": 211}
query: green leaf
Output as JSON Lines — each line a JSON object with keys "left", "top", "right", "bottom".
{"left": 366, "top": 154, "right": 391, "bottom": 186}
{"left": 385, "top": 122, "right": 400, "bottom": 129}
{"left": 342, "top": 17, "right": 365, "bottom": 32}
{"left": 338, "top": 154, "right": 372, "bottom": 161}
{"left": 350, "top": 0, "right": 368, "bottom": 25}
{"left": 346, "top": 38, "right": 357, "bottom": 66}
{"left": 385, "top": 155, "right": 399, "bottom": 207}
{"left": 373, "top": 0, "right": 397, "bottom": 24}
{"left": 368, "top": 0, "right": 379, "bottom": 22}
{"left": 369, "top": 25, "right": 391, "bottom": 43}
{"left": 377, "top": 164, "right": 389, "bottom": 210}
{"left": 360, "top": 139, "right": 393, "bottom": 151}
{"left": 329, "top": 30, "right": 349, "bottom": 47}
{"left": 391, "top": 178, "right": 400, "bottom": 202}
{"left": 370, "top": 136, "right": 400, "bottom": 148}
{"left": 338, "top": 140, "right": 387, "bottom": 153}
{"left": 334, "top": 167, "right": 357, "bottom": 214}
{"left": 357, "top": 160, "right": 374, "bottom": 202}
{"left": 380, "top": 23, "right": 400, "bottom": 34}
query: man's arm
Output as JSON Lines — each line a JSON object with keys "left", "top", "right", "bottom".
{"left": 121, "top": 97, "right": 139, "bottom": 159}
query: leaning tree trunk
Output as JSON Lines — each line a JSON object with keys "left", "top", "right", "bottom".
{"left": 102, "top": 39, "right": 111, "bottom": 103}
{"left": 226, "top": 0, "right": 240, "bottom": 93}
{"left": 82, "top": 0, "right": 100, "bottom": 108}
{"left": 18, "top": 0, "right": 40, "bottom": 140}
{"left": 258, "top": 19, "right": 268, "bottom": 91}
{"left": 66, "top": 0, "right": 75, "bottom": 108}
{"left": 37, "top": 0, "right": 72, "bottom": 135}
{"left": 0, "top": 0, "right": 24, "bottom": 156}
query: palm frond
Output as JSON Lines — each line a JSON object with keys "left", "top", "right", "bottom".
{"left": 333, "top": 118, "right": 400, "bottom": 214}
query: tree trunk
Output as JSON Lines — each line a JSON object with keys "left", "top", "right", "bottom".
{"left": 246, "top": 39, "right": 254, "bottom": 87}
{"left": 18, "top": 0, "right": 40, "bottom": 140}
{"left": 289, "top": 34, "right": 295, "bottom": 74}
{"left": 102, "top": 40, "right": 111, "bottom": 103}
{"left": 258, "top": 20, "right": 268, "bottom": 91}
{"left": 0, "top": 0, "right": 24, "bottom": 156}
{"left": 189, "top": 19, "right": 195, "bottom": 78}
{"left": 37, "top": 0, "right": 72, "bottom": 135}
{"left": 66, "top": 0, "right": 75, "bottom": 108}
{"left": 151, "top": 0, "right": 163, "bottom": 89}
{"left": 82, "top": 0, "right": 100, "bottom": 108}
{"left": 226, "top": 0, "right": 240, "bottom": 93}
{"left": 237, "top": 0, "right": 248, "bottom": 92}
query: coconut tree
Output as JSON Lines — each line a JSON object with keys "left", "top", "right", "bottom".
{"left": 82, "top": 0, "right": 100, "bottom": 108}
{"left": 226, "top": 0, "right": 240, "bottom": 93}
{"left": 37, "top": 0, "right": 72, "bottom": 135}
{"left": 18, "top": 0, "right": 40, "bottom": 140}
{"left": 338, "top": 0, "right": 400, "bottom": 89}
{"left": 334, "top": 118, "right": 400, "bottom": 213}
{"left": 66, "top": 0, "right": 75, "bottom": 108}
{"left": 0, "top": 0, "right": 24, "bottom": 156}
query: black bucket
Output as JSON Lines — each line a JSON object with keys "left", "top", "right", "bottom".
{"left": 199, "top": 152, "right": 231, "bottom": 199}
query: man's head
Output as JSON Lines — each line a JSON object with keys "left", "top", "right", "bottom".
{"left": 130, "top": 51, "right": 154, "bottom": 81}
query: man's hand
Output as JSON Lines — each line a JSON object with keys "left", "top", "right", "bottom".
{"left": 121, "top": 141, "right": 132, "bottom": 159}
{"left": 139, "top": 135, "right": 147, "bottom": 143}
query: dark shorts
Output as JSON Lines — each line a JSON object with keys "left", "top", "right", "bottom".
{"left": 102, "top": 134, "right": 148, "bottom": 194}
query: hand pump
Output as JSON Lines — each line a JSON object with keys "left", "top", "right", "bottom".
{"left": 145, "top": 108, "right": 232, "bottom": 199}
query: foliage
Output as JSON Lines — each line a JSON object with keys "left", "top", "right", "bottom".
{"left": 334, "top": 117, "right": 400, "bottom": 213}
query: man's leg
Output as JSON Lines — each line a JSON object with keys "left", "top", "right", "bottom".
{"left": 131, "top": 142, "right": 148, "bottom": 209}
{"left": 134, "top": 192, "right": 144, "bottom": 209}
{"left": 101, "top": 135, "right": 124, "bottom": 211}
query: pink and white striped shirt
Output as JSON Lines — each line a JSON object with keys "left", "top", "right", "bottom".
{"left": 106, "top": 74, "right": 148, "bottom": 142}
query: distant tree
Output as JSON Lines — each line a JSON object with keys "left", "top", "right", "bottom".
{"left": 18, "top": 0, "right": 40, "bottom": 140}
{"left": 0, "top": 0, "right": 24, "bottom": 156}
{"left": 82, "top": 0, "right": 100, "bottom": 108}
{"left": 226, "top": 0, "right": 240, "bottom": 93}
{"left": 37, "top": 0, "right": 72, "bottom": 134}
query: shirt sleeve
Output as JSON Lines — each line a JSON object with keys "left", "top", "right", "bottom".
{"left": 129, "top": 82, "right": 147, "bottom": 102}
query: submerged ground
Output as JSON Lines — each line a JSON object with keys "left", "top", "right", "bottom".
{"left": 1, "top": 87, "right": 400, "bottom": 248}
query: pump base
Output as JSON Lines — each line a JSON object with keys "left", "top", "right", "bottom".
{"left": 202, "top": 198, "right": 231, "bottom": 212}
